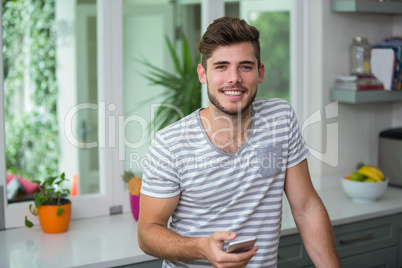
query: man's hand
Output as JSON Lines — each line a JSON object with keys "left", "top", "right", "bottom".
{"left": 139, "top": 195, "right": 257, "bottom": 266}
{"left": 202, "top": 232, "right": 258, "bottom": 268}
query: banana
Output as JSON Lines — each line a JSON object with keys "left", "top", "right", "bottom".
{"left": 367, "top": 165, "right": 384, "bottom": 179}
{"left": 358, "top": 165, "right": 384, "bottom": 182}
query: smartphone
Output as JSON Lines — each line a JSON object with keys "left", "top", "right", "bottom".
{"left": 226, "top": 236, "right": 257, "bottom": 253}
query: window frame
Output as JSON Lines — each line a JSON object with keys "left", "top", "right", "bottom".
{"left": 0, "top": 0, "right": 5, "bottom": 231}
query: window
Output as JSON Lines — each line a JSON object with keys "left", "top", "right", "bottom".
{"left": 3, "top": 0, "right": 64, "bottom": 201}
{"left": 1, "top": 0, "right": 114, "bottom": 229}
{"left": 122, "top": 0, "right": 202, "bottom": 177}
{"left": 1, "top": 0, "right": 102, "bottom": 199}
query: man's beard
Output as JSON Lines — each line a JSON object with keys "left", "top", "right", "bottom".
{"left": 207, "top": 83, "right": 257, "bottom": 117}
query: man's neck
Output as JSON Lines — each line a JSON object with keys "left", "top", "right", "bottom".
{"left": 199, "top": 106, "right": 253, "bottom": 154}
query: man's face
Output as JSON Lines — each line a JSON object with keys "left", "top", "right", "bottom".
{"left": 197, "top": 42, "right": 265, "bottom": 116}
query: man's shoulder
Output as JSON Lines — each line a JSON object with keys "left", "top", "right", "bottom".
{"left": 253, "top": 98, "right": 292, "bottom": 114}
{"left": 153, "top": 110, "right": 200, "bottom": 140}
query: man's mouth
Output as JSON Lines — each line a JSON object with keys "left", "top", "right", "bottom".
{"left": 223, "top": 90, "right": 243, "bottom": 96}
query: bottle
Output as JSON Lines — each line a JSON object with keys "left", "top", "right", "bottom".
{"left": 350, "top": 37, "right": 371, "bottom": 75}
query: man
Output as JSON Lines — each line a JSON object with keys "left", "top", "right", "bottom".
{"left": 138, "top": 17, "right": 341, "bottom": 268}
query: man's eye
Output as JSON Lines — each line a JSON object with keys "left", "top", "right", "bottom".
{"left": 216, "top": 65, "right": 226, "bottom": 70}
{"left": 241, "top": 65, "right": 252, "bottom": 70}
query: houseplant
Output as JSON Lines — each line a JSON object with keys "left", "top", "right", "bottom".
{"left": 25, "top": 172, "right": 71, "bottom": 233}
{"left": 138, "top": 34, "right": 202, "bottom": 132}
{"left": 122, "top": 170, "right": 142, "bottom": 221}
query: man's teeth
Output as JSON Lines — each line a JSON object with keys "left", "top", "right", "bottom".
{"left": 224, "top": 91, "right": 242, "bottom": 96}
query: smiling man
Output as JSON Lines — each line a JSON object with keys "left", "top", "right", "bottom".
{"left": 138, "top": 17, "right": 341, "bottom": 268}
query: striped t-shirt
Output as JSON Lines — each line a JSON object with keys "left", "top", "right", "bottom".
{"left": 141, "top": 98, "right": 310, "bottom": 267}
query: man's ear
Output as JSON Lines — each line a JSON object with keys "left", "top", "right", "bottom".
{"left": 258, "top": 63, "right": 265, "bottom": 84}
{"left": 197, "top": 63, "right": 207, "bottom": 84}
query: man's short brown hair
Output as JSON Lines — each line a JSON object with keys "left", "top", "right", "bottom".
{"left": 197, "top": 16, "right": 261, "bottom": 69}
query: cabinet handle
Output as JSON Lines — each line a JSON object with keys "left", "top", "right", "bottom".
{"left": 339, "top": 233, "right": 374, "bottom": 245}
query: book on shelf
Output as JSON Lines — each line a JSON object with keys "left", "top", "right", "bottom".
{"left": 333, "top": 74, "right": 384, "bottom": 91}
{"left": 371, "top": 48, "right": 395, "bottom": 90}
{"left": 371, "top": 37, "right": 402, "bottom": 91}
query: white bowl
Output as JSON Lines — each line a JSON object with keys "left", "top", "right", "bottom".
{"left": 340, "top": 177, "right": 389, "bottom": 203}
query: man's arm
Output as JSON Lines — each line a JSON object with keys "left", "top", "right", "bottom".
{"left": 284, "top": 159, "right": 341, "bottom": 268}
{"left": 137, "top": 194, "right": 257, "bottom": 267}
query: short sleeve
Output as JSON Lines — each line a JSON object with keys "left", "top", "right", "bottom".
{"left": 141, "top": 133, "right": 181, "bottom": 198}
{"left": 286, "top": 105, "right": 310, "bottom": 168}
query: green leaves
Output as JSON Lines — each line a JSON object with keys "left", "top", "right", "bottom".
{"left": 36, "top": 172, "right": 69, "bottom": 206}
{"left": 29, "top": 204, "right": 37, "bottom": 216}
{"left": 44, "top": 176, "right": 58, "bottom": 188}
{"left": 33, "top": 192, "right": 48, "bottom": 208}
{"left": 56, "top": 207, "right": 64, "bottom": 216}
{"left": 3, "top": 0, "right": 59, "bottom": 181}
{"left": 25, "top": 216, "right": 33, "bottom": 228}
{"left": 139, "top": 34, "right": 202, "bottom": 132}
{"left": 250, "top": 12, "right": 290, "bottom": 101}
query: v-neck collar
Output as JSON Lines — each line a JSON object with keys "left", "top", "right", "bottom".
{"left": 196, "top": 105, "right": 255, "bottom": 157}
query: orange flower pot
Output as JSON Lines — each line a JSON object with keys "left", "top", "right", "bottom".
{"left": 38, "top": 200, "right": 72, "bottom": 234}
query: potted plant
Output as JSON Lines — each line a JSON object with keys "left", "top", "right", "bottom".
{"left": 25, "top": 172, "right": 71, "bottom": 233}
{"left": 122, "top": 170, "right": 142, "bottom": 221}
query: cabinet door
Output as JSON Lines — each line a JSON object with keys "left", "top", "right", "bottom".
{"left": 334, "top": 215, "right": 398, "bottom": 259}
{"left": 277, "top": 233, "right": 311, "bottom": 268}
{"left": 340, "top": 246, "right": 397, "bottom": 268}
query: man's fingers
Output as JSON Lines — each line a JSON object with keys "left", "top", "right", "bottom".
{"left": 212, "top": 231, "right": 237, "bottom": 242}
{"left": 219, "top": 248, "right": 258, "bottom": 267}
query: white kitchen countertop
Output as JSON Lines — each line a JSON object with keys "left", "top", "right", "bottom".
{"left": 1, "top": 185, "right": 402, "bottom": 268}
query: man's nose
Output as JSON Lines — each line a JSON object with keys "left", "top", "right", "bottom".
{"left": 228, "top": 68, "right": 242, "bottom": 84}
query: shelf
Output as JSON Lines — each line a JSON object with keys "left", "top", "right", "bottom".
{"left": 331, "top": 1, "right": 402, "bottom": 15}
{"left": 330, "top": 89, "right": 402, "bottom": 103}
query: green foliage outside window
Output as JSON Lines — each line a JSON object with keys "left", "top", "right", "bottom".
{"left": 3, "top": 0, "right": 59, "bottom": 180}
{"left": 251, "top": 12, "right": 290, "bottom": 101}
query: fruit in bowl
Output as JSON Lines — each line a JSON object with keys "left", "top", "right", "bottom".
{"left": 341, "top": 164, "right": 388, "bottom": 203}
